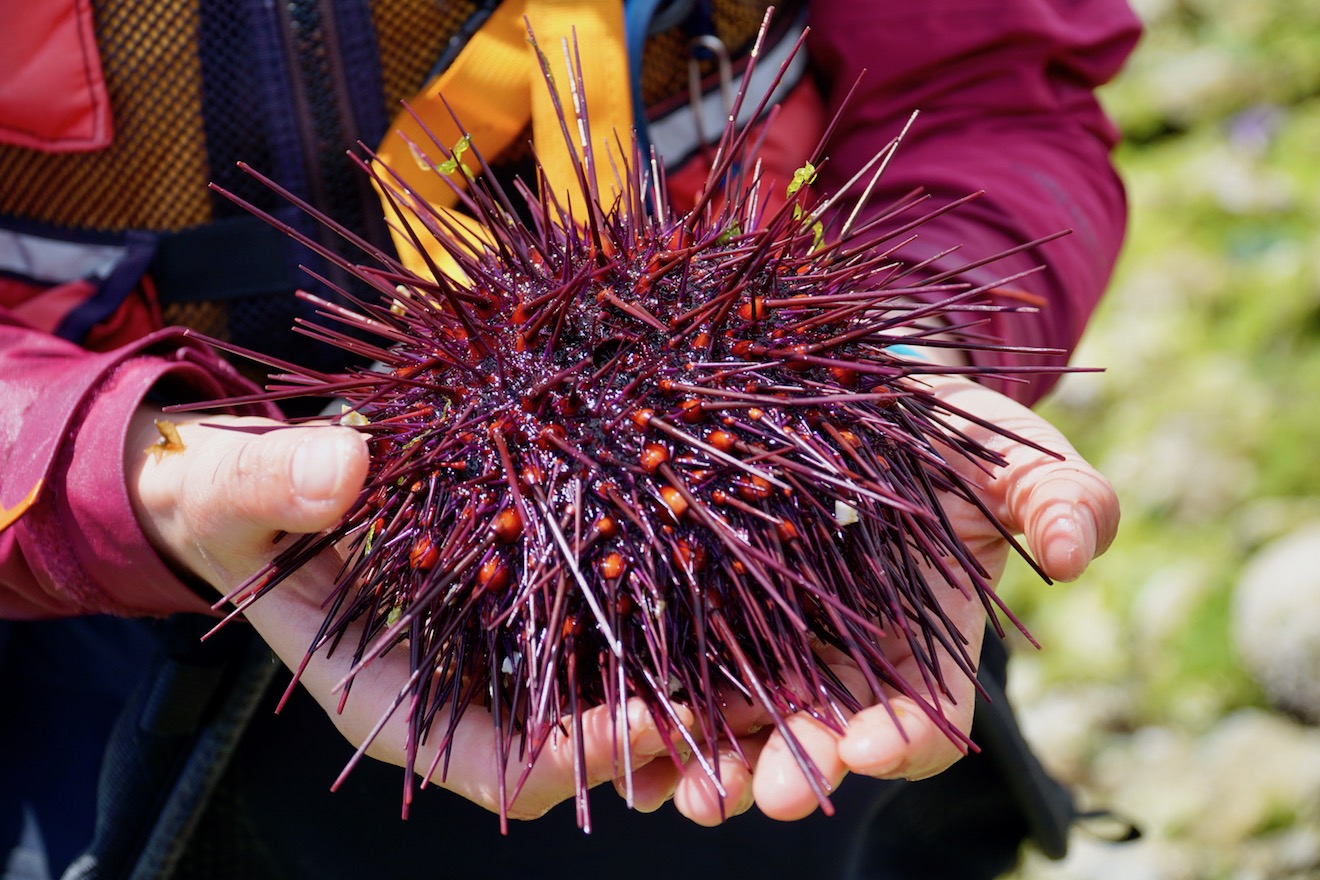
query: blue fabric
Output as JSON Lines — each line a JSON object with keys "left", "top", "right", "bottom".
{"left": 53, "top": 232, "right": 157, "bottom": 345}
{"left": 624, "top": 0, "right": 673, "bottom": 158}
{"left": 0, "top": 619, "right": 156, "bottom": 879}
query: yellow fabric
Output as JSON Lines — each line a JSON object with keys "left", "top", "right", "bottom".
{"left": 0, "top": 479, "right": 42, "bottom": 534}
{"left": 373, "top": 0, "right": 631, "bottom": 280}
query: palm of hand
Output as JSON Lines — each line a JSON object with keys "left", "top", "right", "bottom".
{"left": 126, "top": 371, "right": 1116, "bottom": 825}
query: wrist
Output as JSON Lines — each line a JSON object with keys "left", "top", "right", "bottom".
{"left": 60, "top": 366, "right": 217, "bottom": 615}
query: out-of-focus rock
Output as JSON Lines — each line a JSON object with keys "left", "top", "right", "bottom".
{"left": 1131, "top": 561, "right": 1215, "bottom": 652}
{"left": 1016, "top": 834, "right": 1199, "bottom": 880}
{"left": 1012, "top": 683, "right": 1134, "bottom": 784}
{"left": 1105, "top": 411, "right": 1255, "bottom": 522}
{"left": 1233, "top": 521, "right": 1320, "bottom": 721}
{"left": 1088, "top": 712, "right": 1320, "bottom": 852}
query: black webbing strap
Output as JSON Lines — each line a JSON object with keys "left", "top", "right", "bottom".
{"left": 60, "top": 617, "right": 279, "bottom": 880}
{"left": 149, "top": 214, "right": 302, "bottom": 304}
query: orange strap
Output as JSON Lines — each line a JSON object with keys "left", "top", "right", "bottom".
{"left": 0, "top": 479, "right": 43, "bottom": 534}
{"left": 373, "top": 0, "right": 631, "bottom": 279}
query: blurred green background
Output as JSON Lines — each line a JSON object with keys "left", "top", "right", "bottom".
{"left": 1002, "top": 1, "right": 1320, "bottom": 877}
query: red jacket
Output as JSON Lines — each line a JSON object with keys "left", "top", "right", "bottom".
{"left": 0, "top": 0, "right": 1142, "bottom": 619}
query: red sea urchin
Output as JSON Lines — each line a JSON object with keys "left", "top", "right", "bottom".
{"left": 194, "top": 20, "right": 1069, "bottom": 829}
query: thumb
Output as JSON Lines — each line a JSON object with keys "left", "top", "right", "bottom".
{"left": 204, "top": 422, "right": 370, "bottom": 539}
{"left": 930, "top": 379, "right": 1119, "bottom": 583}
{"left": 131, "top": 411, "right": 369, "bottom": 586}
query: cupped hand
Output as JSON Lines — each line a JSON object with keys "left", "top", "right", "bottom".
{"left": 125, "top": 408, "right": 688, "bottom": 820}
{"left": 663, "top": 375, "right": 1120, "bottom": 826}
{"left": 124, "top": 368, "right": 1118, "bottom": 827}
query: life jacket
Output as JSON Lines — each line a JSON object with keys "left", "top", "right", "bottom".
{"left": 0, "top": 0, "right": 810, "bottom": 380}
{"left": 0, "top": 4, "right": 1120, "bottom": 875}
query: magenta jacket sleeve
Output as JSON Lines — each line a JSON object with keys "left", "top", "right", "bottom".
{"left": 0, "top": 315, "right": 274, "bottom": 619}
{"left": 808, "top": 0, "right": 1142, "bottom": 404}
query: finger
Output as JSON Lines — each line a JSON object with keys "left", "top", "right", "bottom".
{"left": 420, "top": 697, "right": 695, "bottom": 820}
{"left": 836, "top": 696, "right": 971, "bottom": 781}
{"left": 835, "top": 569, "right": 982, "bottom": 781}
{"left": 133, "top": 413, "right": 694, "bottom": 822}
{"left": 673, "top": 734, "right": 764, "bottom": 826}
{"left": 931, "top": 379, "right": 1120, "bottom": 582}
{"left": 132, "top": 412, "right": 369, "bottom": 584}
{"left": 614, "top": 756, "right": 684, "bottom": 814}
{"left": 186, "top": 421, "right": 369, "bottom": 544}
{"left": 750, "top": 713, "right": 849, "bottom": 821}
{"left": 1014, "top": 463, "right": 1120, "bottom": 582}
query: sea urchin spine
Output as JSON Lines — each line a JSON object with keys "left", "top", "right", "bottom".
{"left": 189, "top": 16, "right": 1069, "bottom": 829}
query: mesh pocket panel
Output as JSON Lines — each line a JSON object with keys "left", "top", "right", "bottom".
{"left": 160, "top": 300, "right": 228, "bottom": 341}
{"left": 197, "top": 0, "right": 282, "bottom": 217}
{"left": 638, "top": 0, "right": 786, "bottom": 111}
{"left": 0, "top": 0, "right": 211, "bottom": 232}
{"left": 372, "top": 0, "right": 483, "bottom": 109}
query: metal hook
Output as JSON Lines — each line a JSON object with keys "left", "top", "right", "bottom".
{"left": 687, "top": 34, "right": 733, "bottom": 148}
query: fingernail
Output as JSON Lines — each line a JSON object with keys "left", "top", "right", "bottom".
{"left": 1072, "top": 503, "right": 1098, "bottom": 558}
{"left": 631, "top": 785, "right": 673, "bottom": 814}
{"left": 1043, "top": 504, "right": 1097, "bottom": 580}
{"left": 848, "top": 732, "right": 905, "bottom": 777}
{"left": 843, "top": 710, "right": 910, "bottom": 777}
{"left": 629, "top": 700, "right": 697, "bottom": 757}
{"left": 291, "top": 434, "right": 346, "bottom": 501}
{"left": 1043, "top": 515, "right": 1082, "bottom": 573}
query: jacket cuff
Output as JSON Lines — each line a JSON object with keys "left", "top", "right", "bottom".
{"left": 13, "top": 331, "right": 278, "bottom": 616}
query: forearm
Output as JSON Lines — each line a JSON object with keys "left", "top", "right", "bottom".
{"left": 808, "top": 0, "right": 1142, "bottom": 404}
{"left": 0, "top": 315, "right": 274, "bottom": 618}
